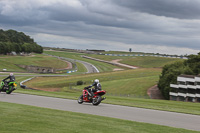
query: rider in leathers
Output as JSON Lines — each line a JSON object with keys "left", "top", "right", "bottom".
{"left": 3, "top": 73, "right": 15, "bottom": 87}
{"left": 85, "top": 79, "right": 101, "bottom": 98}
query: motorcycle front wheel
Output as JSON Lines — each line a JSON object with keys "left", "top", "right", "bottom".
{"left": 78, "top": 95, "right": 83, "bottom": 104}
{"left": 6, "top": 86, "right": 14, "bottom": 94}
{"left": 92, "top": 95, "right": 102, "bottom": 106}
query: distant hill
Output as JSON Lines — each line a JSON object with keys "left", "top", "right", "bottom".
{"left": 0, "top": 29, "right": 43, "bottom": 54}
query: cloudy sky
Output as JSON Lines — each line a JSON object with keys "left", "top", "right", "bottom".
{"left": 0, "top": 0, "right": 200, "bottom": 55}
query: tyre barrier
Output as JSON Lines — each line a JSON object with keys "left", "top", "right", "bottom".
{"left": 67, "top": 70, "right": 78, "bottom": 73}
{"left": 20, "top": 77, "right": 35, "bottom": 89}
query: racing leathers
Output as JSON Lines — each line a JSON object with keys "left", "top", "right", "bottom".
{"left": 3, "top": 75, "right": 15, "bottom": 86}
{"left": 85, "top": 82, "right": 102, "bottom": 97}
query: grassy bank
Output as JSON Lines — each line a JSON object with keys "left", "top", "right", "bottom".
{"left": 23, "top": 68, "right": 161, "bottom": 96}
{"left": 87, "top": 54, "right": 182, "bottom": 68}
{"left": 120, "top": 56, "right": 183, "bottom": 68}
{"left": 18, "top": 67, "right": 200, "bottom": 115}
{"left": 0, "top": 54, "right": 69, "bottom": 72}
{"left": 0, "top": 101, "right": 198, "bottom": 133}
{"left": 44, "top": 51, "right": 125, "bottom": 72}
{"left": 1, "top": 74, "right": 197, "bottom": 116}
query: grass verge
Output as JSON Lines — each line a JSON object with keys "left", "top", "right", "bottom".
{"left": 0, "top": 101, "right": 198, "bottom": 133}
{"left": 23, "top": 68, "right": 161, "bottom": 93}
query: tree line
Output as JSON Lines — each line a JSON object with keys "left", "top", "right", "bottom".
{"left": 0, "top": 29, "right": 43, "bottom": 54}
{"left": 158, "top": 53, "right": 200, "bottom": 99}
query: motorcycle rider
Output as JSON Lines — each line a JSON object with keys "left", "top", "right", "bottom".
{"left": 85, "top": 79, "right": 101, "bottom": 98}
{"left": 2, "top": 73, "right": 15, "bottom": 87}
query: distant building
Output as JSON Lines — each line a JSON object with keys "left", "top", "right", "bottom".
{"left": 170, "top": 75, "right": 200, "bottom": 102}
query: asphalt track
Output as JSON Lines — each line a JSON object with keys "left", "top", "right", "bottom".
{"left": 58, "top": 56, "right": 99, "bottom": 73}
{"left": 45, "top": 53, "right": 99, "bottom": 73}
{"left": 0, "top": 93, "right": 200, "bottom": 131}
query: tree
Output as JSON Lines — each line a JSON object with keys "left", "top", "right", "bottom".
{"left": 186, "top": 54, "right": 200, "bottom": 74}
{"left": 158, "top": 53, "right": 200, "bottom": 99}
{"left": 0, "top": 42, "right": 5, "bottom": 54}
{"left": 158, "top": 61, "right": 185, "bottom": 99}
{"left": 14, "top": 43, "right": 22, "bottom": 53}
{"left": 0, "top": 29, "right": 43, "bottom": 54}
{"left": 129, "top": 48, "right": 132, "bottom": 52}
{"left": 0, "top": 29, "right": 9, "bottom": 42}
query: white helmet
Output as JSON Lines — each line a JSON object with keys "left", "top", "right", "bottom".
{"left": 94, "top": 79, "right": 99, "bottom": 83}
{"left": 10, "top": 73, "right": 13, "bottom": 76}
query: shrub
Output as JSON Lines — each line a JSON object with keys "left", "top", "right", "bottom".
{"left": 77, "top": 80, "right": 84, "bottom": 85}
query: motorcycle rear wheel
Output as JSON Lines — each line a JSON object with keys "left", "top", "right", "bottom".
{"left": 92, "top": 95, "right": 102, "bottom": 106}
{"left": 78, "top": 95, "right": 83, "bottom": 104}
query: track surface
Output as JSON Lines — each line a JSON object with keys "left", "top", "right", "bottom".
{"left": 0, "top": 93, "right": 200, "bottom": 131}
{"left": 45, "top": 54, "right": 99, "bottom": 73}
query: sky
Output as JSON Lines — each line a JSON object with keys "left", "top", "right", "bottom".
{"left": 0, "top": 0, "right": 200, "bottom": 55}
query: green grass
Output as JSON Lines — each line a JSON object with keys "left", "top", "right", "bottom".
{"left": 44, "top": 50, "right": 182, "bottom": 69}
{"left": 86, "top": 54, "right": 182, "bottom": 68}
{"left": 120, "top": 56, "right": 183, "bottom": 68}
{"left": 0, "top": 101, "right": 198, "bottom": 133}
{"left": 102, "top": 51, "right": 150, "bottom": 55}
{"left": 44, "top": 51, "right": 125, "bottom": 72}
{"left": 55, "top": 61, "right": 88, "bottom": 74}
{"left": 76, "top": 62, "right": 87, "bottom": 73}
{"left": 0, "top": 60, "right": 25, "bottom": 72}
{"left": 0, "top": 54, "right": 69, "bottom": 72}
{"left": 102, "top": 51, "right": 181, "bottom": 57}
{"left": 106, "top": 96, "right": 200, "bottom": 115}
{"left": 15, "top": 67, "right": 200, "bottom": 115}
{"left": 102, "top": 76, "right": 158, "bottom": 95}
{"left": 74, "top": 75, "right": 158, "bottom": 96}
{"left": 23, "top": 68, "right": 161, "bottom": 96}
{"left": 2, "top": 50, "right": 199, "bottom": 117}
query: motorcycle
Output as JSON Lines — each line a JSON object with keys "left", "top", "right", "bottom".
{"left": 0, "top": 81, "right": 17, "bottom": 94}
{"left": 78, "top": 88, "right": 106, "bottom": 106}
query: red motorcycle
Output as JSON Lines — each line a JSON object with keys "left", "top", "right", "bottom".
{"left": 78, "top": 88, "right": 106, "bottom": 106}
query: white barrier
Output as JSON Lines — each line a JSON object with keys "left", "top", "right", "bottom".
{"left": 67, "top": 70, "right": 77, "bottom": 73}
{"left": 20, "top": 77, "right": 35, "bottom": 89}
{"left": 105, "top": 54, "right": 188, "bottom": 59}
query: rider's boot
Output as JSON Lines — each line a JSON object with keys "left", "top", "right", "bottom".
{"left": 87, "top": 92, "right": 92, "bottom": 99}
{"left": 91, "top": 92, "right": 94, "bottom": 98}
{"left": 4, "top": 86, "right": 8, "bottom": 90}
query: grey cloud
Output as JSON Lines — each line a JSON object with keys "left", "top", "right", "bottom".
{"left": 113, "top": 0, "right": 200, "bottom": 19}
{"left": 42, "top": 2, "right": 161, "bottom": 36}
{"left": 0, "top": 0, "right": 200, "bottom": 55}
{"left": 0, "top": 3, "right": 48, "bottom": 26}
{"left": 43, "top": 3, "right": 128, "bottom": 28}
